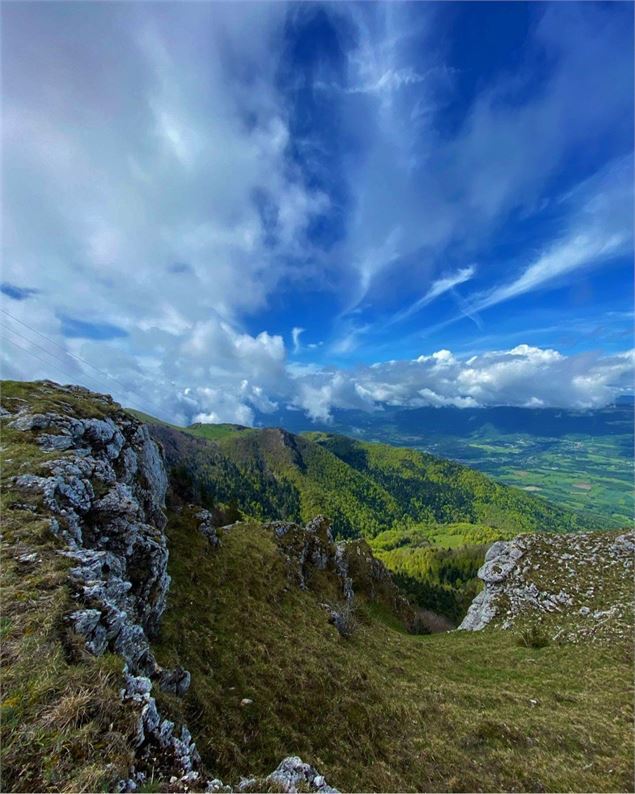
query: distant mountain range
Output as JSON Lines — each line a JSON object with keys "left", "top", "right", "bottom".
{"left": 255, "top": 402, "right": 634, "bottom": 439}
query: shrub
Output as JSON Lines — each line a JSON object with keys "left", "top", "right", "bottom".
{"left": 516, "top": 624, "right": 550, "bottom": 649}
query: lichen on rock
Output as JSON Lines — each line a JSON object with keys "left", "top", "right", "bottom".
{"left": 459, "top": 531, "right": 634, "bottom": 642}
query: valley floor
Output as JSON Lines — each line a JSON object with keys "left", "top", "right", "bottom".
{"left": 153, "top": 511, "right": 634, "bottom": 793}
{"left": 357, "top": 432, "right": 632, "bottom": 528}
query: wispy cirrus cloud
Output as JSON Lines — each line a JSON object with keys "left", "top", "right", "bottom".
{"left": 390, "top": 265, "right": 476, "bottom": 325}
{"left": 330, "top": 2, "right": 633, "bottom": 317}
{"left": 345, "top": 66, "right": 430, "bottom": 96}
{"left": 1, "top": 2, "right": 632, "bottom": 428}
{"left": 469, "top": 156, "right": 633, "bottom": 314}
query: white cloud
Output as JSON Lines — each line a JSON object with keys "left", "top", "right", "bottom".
{"left": 1, "top": 3, "right": 326, "bottom": 350}
{"left": 392, "top": 265, "right": 476, "bottom": 324}
{"left": 291, "top": 327, "right": 305, "bottom": 353}
{"left": 346, "top": 66, "right": 430, "bottom": 96}
{"left": 0, "top": 2, "right": 325, "bottom": 423}
{"left": 471, "top": 157, "right": 632, "bottom": 313}
{"left": 328, "top": 2, "right": 633, "bottom": 313}
{"left": 2, "top": 284, "right": 631, "bottom": 423}
{"left": 1, "top": 4, "right": 632, "bottom": 429}
{"left": 291, "top": 345, "right": 634, "bottom": 421}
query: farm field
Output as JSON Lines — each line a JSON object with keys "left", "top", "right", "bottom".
{"left": 363, "top": 434, "right": 633, "bottom": 528}
{"left": 432, "top": 435, "right": 633, "bottom": 527}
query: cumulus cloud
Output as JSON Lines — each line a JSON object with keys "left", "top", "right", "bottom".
{"left": 289, "top": 345, "right": 634, "bottom": 422}
{"left": 0, "top": 2, "right": 322, "bottom": 421}
{"left": 1, "top": 3, "right": 327, "bottom": 360}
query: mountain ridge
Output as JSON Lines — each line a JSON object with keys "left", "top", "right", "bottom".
{"left": 1, "top": 381, "right": 633, "bottom": 793}
{"left": 143, "top": 417, "right": 601, "bottom": 540}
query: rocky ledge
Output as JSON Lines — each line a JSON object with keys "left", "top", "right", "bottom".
{"left": 4, "top": 383, "right": 200, "bottom": 786}
{"left": 459, "top": 531, "right": 634, "bottom": 642}
{"left": 269, "top": 515, "right": 414, "bottom": 635}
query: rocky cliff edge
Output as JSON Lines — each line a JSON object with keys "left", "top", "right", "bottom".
{"left": 1, "top": 381, "right": 337, "bottom": 793}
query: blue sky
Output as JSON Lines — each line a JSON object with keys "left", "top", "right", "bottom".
{"left": 1, "top": 2, "right": 633, "bottom": 424}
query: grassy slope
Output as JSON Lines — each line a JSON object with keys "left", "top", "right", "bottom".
{"left": 482, "top": 532, "right": 635, "bottom": 642}
{"left": 153, "top": 509, "right": 634, "bottom": 793}
{"left": 1, "top": 383, "right": 633, "bottom": 793}
{"left": 152, "top": 421, "right": 607, "bottom": 624}
{"left": 127, "top": 408, "right": 183, "bottom": 431}
{"left": 185, "top": 423, "right": 252, "bottom": 441}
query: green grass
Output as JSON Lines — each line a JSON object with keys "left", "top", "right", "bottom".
{"left": 153, "top": 509, "right": 634, "bottom": 793}
{"left": 3, "top": 383, "right": 632, "bottom": 792}
{"left": 126, "top": 408, "right": 183, "bottom": 430}
{"left": 492, "top": 443, "right": 634, "bottom": 525}
{"left": 483, "top": 532, "right": 634, "bottom": 642}
{"left": 185, "top": 423, "right": 252, "bottom": 441}
{"left": 1, "top": 380, "right": 120, "bottom": 420}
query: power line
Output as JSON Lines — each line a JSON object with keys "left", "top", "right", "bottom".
{"left": 2, "top": 335, "right": 100, "bottom": 390}
{"left": 2, "top": 331, "right": 164, "bottom": 418}
{"left": 0, "top": 308, "right": 169, "bottom": 419}
{"left": 2, "top": 324, "right": 106, "bottom": 395}
{"left": 0, "top": 307, "right": 134, "bottom": 396}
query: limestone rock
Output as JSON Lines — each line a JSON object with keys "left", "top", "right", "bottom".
{"left": 158, "top": 666, "right": 192, "bottom": 696}
{"left": 266, "top": 756, "right": 339, "bottom": 793}
{"left": 5, "top": 383, "right": 196, "bottom": 786}
{"left": 196, "top": 509, "right": 221, "bottom": 549}
{"left": 459, "top": 531, "right": 634, "bottom": 641}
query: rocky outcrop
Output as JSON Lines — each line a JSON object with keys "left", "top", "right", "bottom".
{"left": 202, "top": 756, "right": 338, "bottom": 794}
{"left": 459, "top": 531, "right": 634, "bottom": 642}
{"left": 266, "top": 756, "right": 337, "bottom": 793}
{"left": 270, "top": 515, "right": 336, "bottom": 589}
{"left": 270, "top": 515, "right": 414, "bottom": 635}
{"left": 196, "top": 509, "right": 221, "bottom": 549}
{"left": 4, "top": 383, "right": 200, "bottom": 787}
{"left": 458, "top": 539, "right": 526, "bottom": 631}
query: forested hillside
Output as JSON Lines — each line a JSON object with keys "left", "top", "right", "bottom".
{"left": 259, "top": 404, "right": 634, "bottom": 526}
{"left": 147, "top": 421, "right": 598, "bottom": 541}
{"left": 2, "top": 382, "right": 633, "bottom": 793}
{"left": 142, "top": 419, "right": 605, "bottom": 623}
